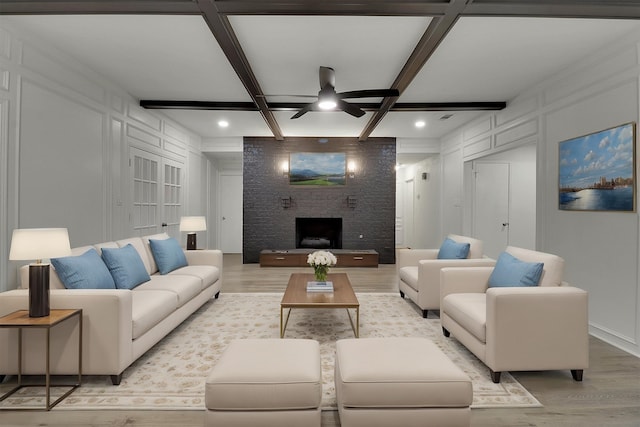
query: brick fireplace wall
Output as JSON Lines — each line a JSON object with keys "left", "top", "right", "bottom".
{"left": 243, "top": 136, "right": 396, "bottom": 264}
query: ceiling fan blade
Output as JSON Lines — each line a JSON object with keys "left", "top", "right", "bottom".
{"left": 256, "top": 94, "right": 316, "bottom": 98}
{"left": 337, "top": 100, "right": 365, "bottom": 118}
{"left": 337, "top": 89, "right": 400, "bottom": 99}
{"left": 291, "top": 102, "right": 317, "bottom": 119}
{"left": 319, "top": 66, "right": 335, "bottom": 89}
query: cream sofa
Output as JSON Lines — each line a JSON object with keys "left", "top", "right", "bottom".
{"left": 397, "top": 234, "right": 495, "bottom": 317}
{"left": 0, "top": 233, "right": 222, "bottom": 385}
{"left": 440, "top": 246, "right": 589, "bottom": 383}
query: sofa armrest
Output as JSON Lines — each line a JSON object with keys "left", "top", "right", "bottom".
{"left": 0, "top": 288, "right": 133, "bottom": 376}
{"left": 397, "top": 248, "right": 438, "bottom": 269}
{"left": 440, "top": 266, "right": 493, "bottom": 300}
{"left": 416, "top": 258, "right": 496, "bottom": 308}
{"left": 184, "top": 249, "right": 223, "bottom": 274}
{"left": 485, "top": 286, "right": 589, "bottom": 371}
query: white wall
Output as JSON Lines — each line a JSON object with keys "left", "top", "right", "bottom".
{"left": 395, "top": 156, "right": 441, "bottom": 249}
{"left": 440, "top": 28, "right": 640, "bottom": 357}
{"left": 0, "top": 23, "right": 211, "bottom": 291}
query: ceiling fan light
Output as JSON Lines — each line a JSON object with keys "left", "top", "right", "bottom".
{"left": 318, "top": 99, "right": 337, "bottom": 110}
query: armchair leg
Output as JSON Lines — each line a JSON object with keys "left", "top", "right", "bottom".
{"left": 422, "top": 309, "right": 428, "bottom": 318}
{"left": 490, "top": 370, "right": 501, "bottom": 383}
{"left": 110, "top": 374, "right": 122, "bottom": 385}
{"left": 399, "top": 291, "right": 405, "bottom": 298}
{"left": 214, "top": 291, "right": 220, "bottom": 299}
{"left": 442, "top": 327, "right": 450, "bottom": 337}
{"left": 571, "top": 369, "right": 584, "bottom": 381}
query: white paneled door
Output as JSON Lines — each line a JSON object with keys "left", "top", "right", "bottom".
{"left": 219, "top": 173, "right": 243, "bottom": 253}
{"left": 473, "top": 162, "right": 510, "bottom": 259}
{"left": 130, "top": 148, "right": 183, "bottom": 238}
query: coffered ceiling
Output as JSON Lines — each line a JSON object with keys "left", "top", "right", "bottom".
{"left": 2, "top": 1, "right": 640, "bottom": 144}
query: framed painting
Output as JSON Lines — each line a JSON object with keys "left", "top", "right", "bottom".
{"left": 289, "top": 152, "right": 346, "bottom": 186}
{"left": 558, "top": 122, "right": 636, "bottom": 212}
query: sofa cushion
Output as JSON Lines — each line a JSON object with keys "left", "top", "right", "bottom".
{"left": 116, "top": 237, "right": 153, "bottom": 274}
{"left": 149, "top": 237, "right": 188, "bottom": 274}
{"left": 489, "top": 251, "right": 543, "bottom": 287}
{"left": 168, "top": 265, "right": 220, "bottom": 290}
{"left": 398, "top": 266, "right": 419, "bottom": 291}
{"left": 505, "top": 246, "right": 565, "bottom": 286}
{"left": 102, "top": 244, "right": 151, "bottom": 290}
{"left": 442, "top": 293, "right": 487, "bottom": 342}
{"left": 131, "top": 290, "right": 178, "bottom": 339}
{"left": 142, "top": 233, "right": 172, "bottom": 274}
{"left": 438, "top": 238, "right": 471, "bottom": 260}
{"left": 134, "top": 274, "right": 202, "bottom": 307}
{"left": 52, "top": 248, "right": 116, "bottom": 289}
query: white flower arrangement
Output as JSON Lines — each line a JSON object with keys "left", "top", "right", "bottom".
{"left": 307, "top": 250, "right": 337, "bottom": 267}
{"left": 307, "top": 250, "right": 337, "bottom": 282}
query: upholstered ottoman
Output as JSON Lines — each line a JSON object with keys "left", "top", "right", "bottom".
{"left": 205, "top": 339, "right": 322, "bottom": 427}
{"left": 335, "top": 337, "right": 472, "bottom": 427}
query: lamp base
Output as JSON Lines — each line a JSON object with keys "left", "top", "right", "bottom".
{"left": 29, "top": 264, "right": 50, "bottom": 318}
{"left": 186, "top": 233, "right": 197, "bottom": 250}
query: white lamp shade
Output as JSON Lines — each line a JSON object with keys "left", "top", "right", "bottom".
{"left": 9, "top": 228, "right": 72, "bottom": 261}
{"left": 179, "top": 216, "right": 207, "bottom": 232}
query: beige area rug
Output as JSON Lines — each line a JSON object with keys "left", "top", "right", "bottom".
{"left": 0, "top": 292, "right": 541, "bottom": 410}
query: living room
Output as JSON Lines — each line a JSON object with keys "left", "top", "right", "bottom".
{"left": 1, "top": 1, "right": 640, "bottom": 426}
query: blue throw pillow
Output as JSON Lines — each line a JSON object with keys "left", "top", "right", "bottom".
{"left": 437, "top": 238, "right": 471, "bottom": 259}
{"left": 149, "top": 237, "right": 188, "bottom": 275}
{"left": 101, "top": 244, "right": 151, "bottom": 290}
{"left": 52, "top": 248, "right": 116, "bottom": 289}
{"left": 488, "top": 251, "right": 544, "bottom": 287}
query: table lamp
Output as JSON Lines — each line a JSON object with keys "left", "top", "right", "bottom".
{"left": 9, "top": 228, "right": 71, "bottom": 317}
{"left": 179, "top": 216, "right": 206, "bottom": 250}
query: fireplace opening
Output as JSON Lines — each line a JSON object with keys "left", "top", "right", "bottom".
{"left": 296, "top": 218, "right": 342, "bottom": 249}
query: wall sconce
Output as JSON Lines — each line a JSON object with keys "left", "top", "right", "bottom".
{"left": 281, "top": 160, "right": 289, "bottom": 178}
{"left": 347, "top": 161, "right": 356, "bottom": 178}
{"left": 281, "top": 196, "right": 292, "bottom": 209}
{"left": 347, "top": 196, "right": 357, "bottom": 209}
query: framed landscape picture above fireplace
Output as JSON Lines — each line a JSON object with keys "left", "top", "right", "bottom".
{"left": 558, "top": 122, "right": 636, "bottom": 212}
{"left": 289, "top": 152, "right": 346, "bottom": 186}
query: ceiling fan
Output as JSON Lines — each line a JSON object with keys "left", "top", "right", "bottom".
{"left": 271, "top": 66, "right": 400, "bottom": 119}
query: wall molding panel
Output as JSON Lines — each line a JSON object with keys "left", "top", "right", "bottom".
{"left": 21, "top": 44, "right": 106, "bottom": 105}
{"left": 440, "top": 30, "right": 640, "bottom": 357}
{"left": 0, "top": 22, "right": 208, "bottom": 291}
{"left": 495, "top": 118, "right": 538, "bottom": 148}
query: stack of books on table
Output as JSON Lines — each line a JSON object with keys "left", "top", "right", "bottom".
{"left": 306, "top": 281, "right": 334, "bottom": 292}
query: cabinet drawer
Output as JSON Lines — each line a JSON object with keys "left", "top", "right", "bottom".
{"left": 335, "top": 254, "right": 379, "bottom": 267}
{"left": 259, "top": 253, "right": 305, "bottom": 267}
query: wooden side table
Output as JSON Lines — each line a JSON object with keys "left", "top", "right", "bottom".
{"left": 0, "top": 309, "right": 82, "bottom": 410}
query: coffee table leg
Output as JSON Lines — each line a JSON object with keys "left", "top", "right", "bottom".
{"left": 280, "top": 307, "right": 292, "bottom": 338}
{"left": 346, "top": 308, "right": 360, "bottom": 338}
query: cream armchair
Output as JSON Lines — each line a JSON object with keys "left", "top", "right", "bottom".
{"left": 397, "top": 234, "right": 495, "bottom": 318}
{"left": 440, "top": 246, "right": 589, "bottom": 383}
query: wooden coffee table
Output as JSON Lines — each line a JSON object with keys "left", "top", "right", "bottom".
{"left": 280, "top": 273, "right": 359, "bottom": 338}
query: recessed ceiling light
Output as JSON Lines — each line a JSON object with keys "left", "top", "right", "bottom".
{"left": 218, "top": 120, "right": 229, "bottom": 128}
{"left": 415, "top": 120, "right": 426, "bottom": 128}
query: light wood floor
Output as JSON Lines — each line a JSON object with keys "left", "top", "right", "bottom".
{"left": 1, "top": 254, "right": 639, "bottom": 427}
